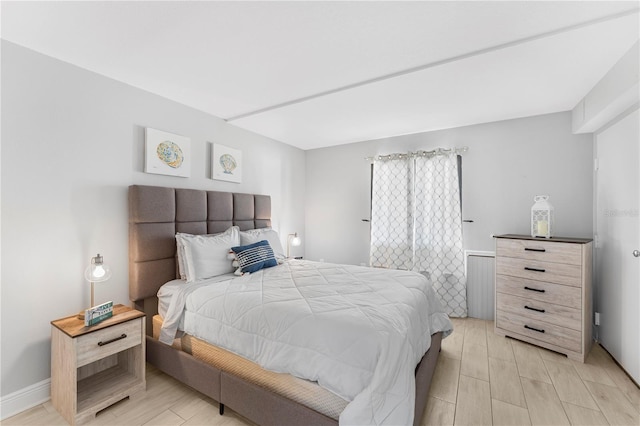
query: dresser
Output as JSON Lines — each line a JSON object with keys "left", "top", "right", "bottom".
{"left": 494, "top": 234, "right": 593, "bottom": 362}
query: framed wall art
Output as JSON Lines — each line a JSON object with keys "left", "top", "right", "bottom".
{"left": 145, "top": 128, "right": 191, "bottom": 177}
{"left": 212, "top": 143, "right": 242, "bottom": 183}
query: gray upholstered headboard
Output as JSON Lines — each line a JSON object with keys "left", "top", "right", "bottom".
{"left": 128, "top": 185, "right": 271, "bottom": 328}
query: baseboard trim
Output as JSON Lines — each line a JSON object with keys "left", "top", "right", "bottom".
{"left": 0, "top": 379, "right": 51, "bottom": 421}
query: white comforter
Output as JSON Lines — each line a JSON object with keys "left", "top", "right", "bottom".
{"left": 159, "top": 260, "right": 452, "bottom": 425}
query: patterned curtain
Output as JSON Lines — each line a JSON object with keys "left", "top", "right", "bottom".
{"left": 370, "top": 157, "right": 414, "bottom": 270}
{"left": 369, "top": 152, "right": 467, "bottom": 317}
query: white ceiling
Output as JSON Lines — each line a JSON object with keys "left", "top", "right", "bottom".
{"left": 2, "top": 1, "right": 639, "bottom": 150}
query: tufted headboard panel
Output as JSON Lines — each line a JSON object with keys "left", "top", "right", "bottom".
{"left": 128, "top": 185, "right": 271, "bottom": 307}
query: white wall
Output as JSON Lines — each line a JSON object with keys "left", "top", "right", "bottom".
{"left": 0, "top": 41, "right": 306, "bottom": 401}
{"left": 305, "top": 112, "right": 594, "bottom": 265}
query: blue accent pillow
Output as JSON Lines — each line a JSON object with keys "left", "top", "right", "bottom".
{"left": 231, "top": 240, "right": 278, "bottom": 274}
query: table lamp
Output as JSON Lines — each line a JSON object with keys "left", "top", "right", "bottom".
{"left": 287, "top": 233, "right": 301, "bottom": 258}
{"left": 79, "top": 253, "right": 112, "bottom": 319}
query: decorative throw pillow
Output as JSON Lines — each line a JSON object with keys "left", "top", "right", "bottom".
{"left": 239, "top": 228, "right": 286, "bottom": 259}
{"left": 231, "top": 240, "right": 278, "bottom": 275}
{"left": 177, "top": 226, "right": 240, "bottom": 282}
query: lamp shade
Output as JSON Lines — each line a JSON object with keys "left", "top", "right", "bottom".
{"left": 84, "top": 253, "right": 112, "bottom": 283}
{"left": 287, "top": 233, "right": 302, "bottom": 258}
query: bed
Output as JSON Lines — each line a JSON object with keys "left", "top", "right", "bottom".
{"left": 128, "top": 184, "right": 452, "bottom": 426}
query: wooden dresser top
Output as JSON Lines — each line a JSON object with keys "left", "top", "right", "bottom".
{"left": 495, "top": 234, "right": 593, "bottom": 244}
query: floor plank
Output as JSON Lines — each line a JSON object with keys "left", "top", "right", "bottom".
{"left": 463, "top": 323, "right": 487, "bottom": 347}
{"left": 453, "top": 375, "right": 492, "bottom": 426}
{"left": 141, "top": 409, "right": 184, "bottom": 426}
{"left": 489, "top": 357, "right": 527, "bottom": 408}
{"left": 584, "top": 380, "right": 640, "bottom": 426}
{"left": 491, "top": 399, "right": 531, "bottom": 426}
{"left": 512, "top": 340, "right": 552, "bottom": 384}
{"left": 543, "top": 358, "right": 599, "bottom": 410}
{"left": 169, "top": 394, "right": 218, "bottom": 422}
{"left": 421, "top": 396, "right": 455, "bottom": 426}
{"left": 486, "top": 330, "right": 515, "bottom": 362}
{"left": 572, "top": 356, "right": 616, "bottom": 387}
{"left": 520, "top": 377, "right": 570, "bottom": 426}
{"left": 460, "top": 342, "right": 489, "bottom": 381}
{"left": 601, "top": 363, "right": 640, "bottom": 409}
{"left": 561, "top": 402, "right": 609, "bottom": 426}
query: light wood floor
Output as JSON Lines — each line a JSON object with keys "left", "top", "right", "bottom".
{"left": 426, "top": 318, "right": 639, "bottom": 426}
{"left": 3, "top": 318, "right": 639, "bottom": 425}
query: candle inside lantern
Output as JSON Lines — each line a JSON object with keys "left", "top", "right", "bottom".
{"left": 537, "top": 220, "right": 548, "bottom": 236}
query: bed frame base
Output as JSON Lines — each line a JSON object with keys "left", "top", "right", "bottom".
{"left": 145, "top": 332, "right": 442, "bottom": 426}
{"left": 146, "top": 338, "right": 221, "bottom": 401}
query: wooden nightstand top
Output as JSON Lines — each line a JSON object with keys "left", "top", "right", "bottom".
{"left": 51, "top": 304, "right": 145, "bottom": 338}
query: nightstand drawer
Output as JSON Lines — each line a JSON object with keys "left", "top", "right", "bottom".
{"left": 496, "top": 310, "right": 581, "bottom": 352}
{"left": 77, "top": 318, "right": 142, "bottom": 367}
{"left": 496, "top": 238, "right": 582, "bottom": 265}
{"left": 496, "top": 275, "right": 581, "bottom": 309}
{"left": 496, "top": 256, "right": 582, "bottom": 287}
{"left": 497, "top": 293, "right": 582, "bottom": 331}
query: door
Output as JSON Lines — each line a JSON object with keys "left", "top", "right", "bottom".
{"left": 595, "top": 108, "right": 639, "bottom": 383}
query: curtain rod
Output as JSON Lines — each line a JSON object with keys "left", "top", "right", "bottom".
{"left": 365, "top": 146, "right": 468, "bottom": 162}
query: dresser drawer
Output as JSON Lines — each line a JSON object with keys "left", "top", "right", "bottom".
{"left": 496, "top": 256, "right": 582, "bottom": 287}
{"left": 76, "top": 318, "right": 142, "bottom": 367}
{"left": 496, "top": 238, "right": 582, "bottom": 265}
{"left": 496, "top": 275, "right": 581, "bottom": 309}
{"left": 496, "top": 293, "right": 581, "bottom": 331}
{"left": 496, "top": 310, "right": 581, "bottom": 352}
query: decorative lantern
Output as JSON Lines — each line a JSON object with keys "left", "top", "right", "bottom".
{"left": 531, "top": 195, "right": 553, "bottom": 238}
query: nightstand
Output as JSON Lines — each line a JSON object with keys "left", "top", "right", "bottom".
{"left": 51, "top": 304, "right": 146, "bottom": 425}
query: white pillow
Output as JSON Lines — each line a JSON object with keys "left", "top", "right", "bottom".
{"left": 177, "top": 226, "right": 240, "bottom": 282}
{"left": 240, "top": 228, "right": 285, "bottom": 259}
{"left": 175, "top": 234, "right": 189, "bottom": 279}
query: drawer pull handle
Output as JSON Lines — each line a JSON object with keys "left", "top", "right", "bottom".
{"left": 524, "top": 305, "right": 546, "bottom": 313}
{"left": 98, "top": 334, "right": 127, "bottom": 347}
{"left": 524, "top": 286, "right": 545, "bottom": 293}
{"left": 525, "top": 248, "right": 546, "bottom": 252}
{"left": 524, "top": 325, "right": 545, "bottom": 333}
{"left": 524, "top": 267, "right": 546, "bottom": 273}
